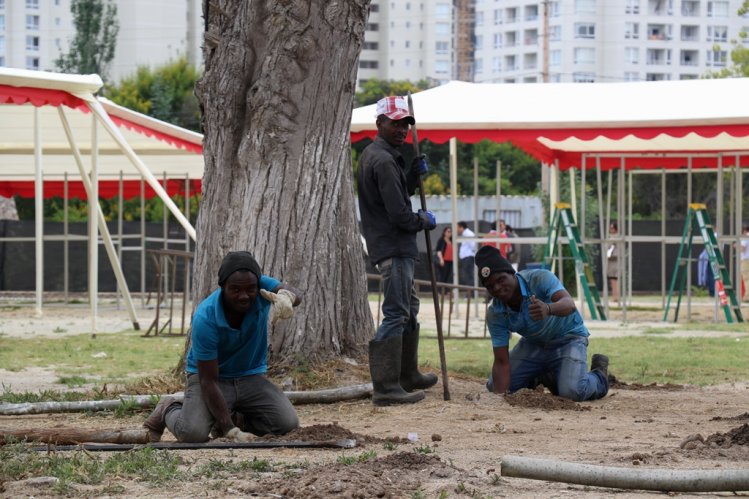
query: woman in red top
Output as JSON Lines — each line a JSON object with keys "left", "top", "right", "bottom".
{"left": 435, "top": 226, "right": 454, "bottom": 283}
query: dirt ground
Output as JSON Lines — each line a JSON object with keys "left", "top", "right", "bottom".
{"left": 3, "top": 297, "right": 749, "bottom": 497}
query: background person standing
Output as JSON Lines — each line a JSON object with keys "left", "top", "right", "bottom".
{"left": 457, "top": 221, "right": 477, "bottom": 290}
{"left": 435, "top": 226, "right": 454, "bottom": 284}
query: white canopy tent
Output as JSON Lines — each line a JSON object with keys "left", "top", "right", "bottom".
{"left": 0, "top": 67, "right": 202, "bottom": 332}
{"left": 351, "top": 78, "right": 749, "bottom": 321}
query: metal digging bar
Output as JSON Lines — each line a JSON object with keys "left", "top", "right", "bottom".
{"left": 407, "top": 91, "right": 450, "bottom": 401}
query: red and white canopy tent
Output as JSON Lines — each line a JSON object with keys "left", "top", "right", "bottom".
{"left": 0, "top": 67, "right": 203, "bottom": 330}
{"left": 351, "top": 78, "right": 749, "bottom": 319}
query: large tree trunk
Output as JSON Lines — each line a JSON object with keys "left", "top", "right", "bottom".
{"left": 192, "top": 0, "right": 373, "bottom": 362}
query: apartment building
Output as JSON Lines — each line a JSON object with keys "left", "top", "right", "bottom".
{"left": 357, "top": 0, "right": 458, "bottom": 87}
{"left": 0, "top": 0, "right": 202, "bottom": 81}
{"left": 474, "top": 0, "right": 749, "bottom": 83}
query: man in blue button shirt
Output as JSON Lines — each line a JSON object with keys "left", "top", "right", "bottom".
{"left": 143, "top": 251, "right": 301, "bottom": 442}
{"left": 475, "top": 245, "right": 608, "bottom": 401}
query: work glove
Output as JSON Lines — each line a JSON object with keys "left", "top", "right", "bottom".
{"left": 225, "top": 427, "right": 254, "bottom": 442}
{"left": 417, "top": 209, "right": 437, "bottom": 231}
{"left": 412, "top": 154, "right": 429, "bottom": 175}
{"left": 259, "top": 288, "right": 296, "bottom": 325}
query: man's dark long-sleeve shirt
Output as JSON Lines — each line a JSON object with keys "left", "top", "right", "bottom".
{"left": 358, "top": 136, "right": 423, "bottom": 265}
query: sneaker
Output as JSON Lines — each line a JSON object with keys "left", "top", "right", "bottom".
{"left": 142, "top": 396, "right": 178, "bottom": 442}
{"left": 591, "top": 354, "right": 609, "bottom": 378}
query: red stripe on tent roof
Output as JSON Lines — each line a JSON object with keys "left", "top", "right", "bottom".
{"left": 108, "top": 114, "right": 202, "bottom": 154}
{"left": 0, "top": 84, "right": 88, "bottom": 110}
{"left": 0, "top": 179, "right": 202, "bottom": 200}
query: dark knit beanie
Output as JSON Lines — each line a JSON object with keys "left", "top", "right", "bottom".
{"left": 474, "top": 245, "right": 515, "bottom": 284}
{"left": 217, "top": 251, "right": 262, "bottom": 286}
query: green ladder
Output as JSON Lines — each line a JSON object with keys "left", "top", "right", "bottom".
{"left": 663, "top": 203, "right": 743, "bottom": 323}
{"left": 545, "top": 203, "right": 607, "bottom": 321}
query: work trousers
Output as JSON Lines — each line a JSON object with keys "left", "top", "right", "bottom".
{"left": 374, "top": 256, "right": 419, "bottom": 341}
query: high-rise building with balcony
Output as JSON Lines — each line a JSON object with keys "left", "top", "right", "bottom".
{"left": 474, "top": 0, "right": 749, "bottom": 83}
{"left": 357, "top": 0, "right": 461, "bottom": 87}
{"left": 0, "top": 0, "right": 202, "bottom": 82}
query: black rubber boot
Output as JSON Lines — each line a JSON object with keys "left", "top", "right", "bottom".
{"left": 369, "top": 336, "right": 425, "bottom": 406}
{"left": 591, "top": 354, "right": 609, "bottom": 378}
{"left": 142, "top": 396, "right": 180, "bottom": 442}
{"left": 400, "top": 325, "right": 438, "bottom": 392}
{"left": 530, "top": 370, "right": 558, "bottom": 395}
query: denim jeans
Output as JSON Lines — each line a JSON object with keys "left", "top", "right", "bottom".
{"left": 374, "top": 257, "right": 419, "bottom": 341}
{"left": 164, "top": 373, "right": 299, "bottom": 442}
{"left": 486, "top": 335, "right": 608, "bottom": 401}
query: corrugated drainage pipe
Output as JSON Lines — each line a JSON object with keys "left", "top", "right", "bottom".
{"left": 501, "top": 455, "right": 749, "bottom": 493}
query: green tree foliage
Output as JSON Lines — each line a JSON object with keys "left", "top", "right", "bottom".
{"left": 55, "top": 0, "right": 119, "bottom": 82}
{"left": 14, "top": 194, "right": 200, "bottom": 224}
{"left": 105, "top": 58, "right": 202, "bottom": 132}
{"left": 354, "top": 78, "right": 433, "bottom": 106}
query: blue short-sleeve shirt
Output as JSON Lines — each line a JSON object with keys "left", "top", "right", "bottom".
{"left": 486, "top": 269, "right": 589, "bottom": 348}
{"left": 186, "top": 275, "right": 281, "bottom": 377}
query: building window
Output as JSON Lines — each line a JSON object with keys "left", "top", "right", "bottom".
{"left": 573, "top": 72, "right": 595, "bottom": 82}
{"left": 681, "top": 25, "right": 699, "bottom": 41}
{"left": 492, "top": 56, "right": 502, "bottom": 73}
{"left": 436, "top": 3, "right": 450, "bottom": 18}
{"left": 707, "top": 25, "right": 728, "bottom": 42}
{"left": 0, "top": 35, "right": 4, "bottom": 51}
{"left": 624, "top": 71, "right": 639, "bottom": 81}
{"left": 574, "top": 47, "right": 595, "bottom": 64}
{"left": 494, "top": 9, "right": 502, "bottom": 25}
{"left": 493, "top": 33, "right": 502, "bottom": 48}
{"left": 363, "top": 41, "right": 378, "bottom": 50}
{"left": 549, "top": 1, "right": 561, "bottom": 16}
{"left": 26, "top": 14, "right": 39, "bottom": 30}
{"left": 435, "top": 40, "right": 449, "bottom": 54}
{"left": 359, "top": 60, "right": 379, "bottom": 69}
{"left": 26, "top": 56, "right": 39, "bottom": 70}
{"left": 26, "top": 0, "right": 39, "bottom": 8}
{"left": 574, "top": 0, "right": 596, "bottom": 14}
{"left": 0, "top": 15, "right": 3, "bottom": 31}
{"left": 26, "top": 35, "right": 39, "bottom": 51}
{"left": 475, "top": 58, "right": 483, "bottom": 73}
{"left": 625, "top": 0, "right": 640, "bottom": 14}
{"left": 625, "top": 22, "right": 640, "bottom": 39}
{"left": 707, "top": 1, "right": 729, "bottom": 17}
{"left": 367, "top": 23, "right": 379, "bottom": 31}
{"left": 405, "top": 40, "right": 410, "bottom": 48}
{"left": 474, "top": 35, "right": 482, "bottom": 49}
{"left": 435, "top": 60, "right": 450, "bottom": 74}
{"left": 549, "top": 25, "right": 561, "bottom": 41}
{"left": 475, "top": 11, "right": 484, "bottom": 27}
{"left": 0, "top": 56, "right": 5, "bottom": 66}
{"left": 625, "top": 47, "right": 640, "bottom": 64}
{"left": 680, "top": 73, "right": 698, "bottom": 79}
{"left": 574, "top": 23, "right": 595, "bottom": 38}
{"left": 549, "top": 49, "right": 561, "bottom": 66}
{"left": 0, "top": 0, "right": 5, "bottom": 9}
{"left": 436, "top": 22, "right": 450, "bottom": 35}
{"left": 706, "top": 49, "right": 727, "bottom": 66}
{"left": 405, "top": 21, "right": 410, "bottom": 28}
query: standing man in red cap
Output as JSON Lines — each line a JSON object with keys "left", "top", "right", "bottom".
{"left": 143, "top": 251, "right": 302, "bottom": 442}
{"left": 475, "top": 245, "right": 609, "bottom": 402}
{"left": 357, "top": 95, "right": 438, "bottom": 406}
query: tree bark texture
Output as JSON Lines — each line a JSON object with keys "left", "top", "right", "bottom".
{"left": 193, "top": 1, "right": 373, "bottom": 362}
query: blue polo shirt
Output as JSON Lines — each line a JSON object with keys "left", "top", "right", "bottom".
{"left": 486, "top": 269, "right": 589, "bottom": 348}
{"left": 186, "top": 275, "right": 280, "bottom": 377}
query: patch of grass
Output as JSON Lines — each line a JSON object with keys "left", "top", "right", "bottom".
{"left": 112, "top": 398, "right": 142, "bottom": 418}
{"left": 0, "top": 444, "right": 182, "bottom": 491}
{"left": 414, "top": 444, "right": 434, "bottom": 454}
{"left": 383, "top": 440, "right": 399, "bottom": 451}
{"left": 195, "top": 457, "right": 274, "bottom": 478}
{"left": 336, "top": 450, "right": 377, "bottom": 465}
{"left": 53, "top": 326, "right": 67, "bottom": 334}
{"left": 0, "top": 330, "right": 185, "bottom": 385}
{"left": 0, "top": 384, "right": 93, "bottom": 404}
{"left": 642, "top": 327, "right": 674, "bottom": 335}
{"left": 420, "top": 332, "right": 749, "bottom": 386}
{"left": 57, "top": 375, "right": 89, "bottom": 388}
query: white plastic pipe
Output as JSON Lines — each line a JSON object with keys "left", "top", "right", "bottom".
{"left": 501, "top": 455, "right": 749, "bottom": 493}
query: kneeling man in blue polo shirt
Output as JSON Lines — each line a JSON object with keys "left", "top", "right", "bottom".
{"left": 144, "top": 251, "right": 302, "bottom": 442}
{"left": 475, "top": 245, "right": 608, "bottom": 402}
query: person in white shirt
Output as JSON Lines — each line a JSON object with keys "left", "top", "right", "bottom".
{"left": 457, "top": 221, "right": 477, "bottom": 288}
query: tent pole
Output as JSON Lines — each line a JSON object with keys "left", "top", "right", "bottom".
{"left": 85, "top": 99, "right": 196, "bottom": 241}
{"left": 57, "top": 108, "right": 140, "bottom": 330}
{"left": 716, "top": 155, "right": 723, "bottom": 321}
{"left": 736, "top": 155, "right": 743, "bottom": 304}
{"left": 449, "top": 137, "right": 459, "bottom": 320}
{"left": 661, "top": 169, "right": 666, "bottom": 309}
{"left": 624, "top": 164, "right": 630, "bottom": 322}
{"left": 89, "top": 113, "right": 99, "bottom": 336}
{"left": 33, "top": 107, "right": 43, "bottom": 317}
{"left": 572, "top": 163, "right": 582, "bottom": 317}
{"left": 117, "top": 171, "right": 124, "bottom": 310}
{"left": 596, "top": 156, "right": 608, "bottom": 313}
{"left": 495, "top": 160, "right": 501, "bottom": 231}
{"left": 63, "top": 172, "right": 69, "bottom": 304}
{"left": 686, "top": 156, "right": 693, "bottom": 320}
{"left": 140, "top": 180, "right": 145, "bottom": 307}
{"left": 473, "top": 157, "right": 479, "bottom": 318}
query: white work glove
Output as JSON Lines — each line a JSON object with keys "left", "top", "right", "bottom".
{"left": 259, "top": 288, "right": 296, "bottom": 325}
{"left": 225, "top": 427, "right": 254, "bottom": 442}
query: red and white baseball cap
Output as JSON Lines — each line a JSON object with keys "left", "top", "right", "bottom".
{"left": 375, "top": 96, "right": 415, "bottom": 124}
